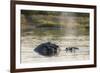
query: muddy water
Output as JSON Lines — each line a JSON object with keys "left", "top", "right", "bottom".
{"left": 21, "top": 35, "right": 89, "bottom": 63}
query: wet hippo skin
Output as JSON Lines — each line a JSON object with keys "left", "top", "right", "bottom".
{"left": 34, "top": 42, "right": 60, "bottom": 56}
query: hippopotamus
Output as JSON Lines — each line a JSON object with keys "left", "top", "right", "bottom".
{"left": 34, "top": 42, "right": 60, "bottom": 56}
{"left": 65, "top": 47, "right": 79, "bottom": 53}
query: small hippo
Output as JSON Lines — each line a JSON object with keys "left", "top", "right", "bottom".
{"left": 65, "top": 47, "right": 79, "bottom": 53}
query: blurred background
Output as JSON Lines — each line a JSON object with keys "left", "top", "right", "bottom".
{"left": 21, "top": 10, "right": 89, "bottom": 37}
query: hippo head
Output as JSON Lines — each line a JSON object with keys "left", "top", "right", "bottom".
{"left": 34, "top": 42, "right": 59, "bottom": 56}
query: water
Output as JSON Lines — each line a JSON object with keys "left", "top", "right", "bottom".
{"left": 21, "top": 35, "right": 89, "bottom": 63}
{"left": 21, "top": 11, "right": 89, "bottom": 63}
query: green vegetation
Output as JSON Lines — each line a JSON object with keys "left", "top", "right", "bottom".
{"left": 21, "top": 10, "right": 89, "bottom": 36}
{"left": 21, "top": 10, "right": 61, "bottom": 16}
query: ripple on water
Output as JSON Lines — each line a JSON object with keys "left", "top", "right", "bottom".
{"left": 21, "top": 35, "right": 89, "bottom": 63}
